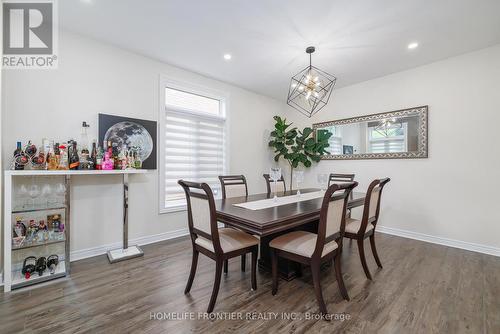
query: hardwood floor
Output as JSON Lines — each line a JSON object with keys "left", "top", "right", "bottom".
{"left": 1, "top": 233, "right": 499, "bottom": 334}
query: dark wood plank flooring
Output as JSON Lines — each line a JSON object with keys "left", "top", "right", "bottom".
{"left": 1, "top": 233, "right": 499, "bottom": 334}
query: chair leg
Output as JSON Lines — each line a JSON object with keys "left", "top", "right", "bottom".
{"left": 311, "top": 262, "right": 328, "bottom": 315}
{"left": 241, "top": 254, "right": 246, "bottom": 272}
{"left": 251, "top": 248, "right": 257, "bottom": 290}
{"left": 184, "top": 250, "right": 199, "bottom": 294}
{"left": 207, "top": 259, "right": 223, "bottom": 313}
{"left": 224, "top": 259, "right": 228, "bottom": 274}
{"left": 271, "top": 249, "right": 278, "bottom": 295}
{"left": 333, "top": 255, "right": 350, "bottom": 301}
{"left": 370, "top": 234, "right": 383, "bottom": 268}
{"left": 357, "top": 238, "right": 372, "bottom": 280}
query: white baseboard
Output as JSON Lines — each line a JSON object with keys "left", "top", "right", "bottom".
{"left": 377, "top": 225, "right": 500, "bottom": 257}
{"left": 69, "top": 225, "right": 500, "bottom": 263}
{"left": 70, "top": 228, "right": 189, "bottom": 262}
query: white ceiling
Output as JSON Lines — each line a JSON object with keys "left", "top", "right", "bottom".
{"left": 61, "top": 0, "right": 500, "bottom": 100}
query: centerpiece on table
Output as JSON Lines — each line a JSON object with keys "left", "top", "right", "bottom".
{"left": 268, "top": 116, "right": 332, "bottom": 190}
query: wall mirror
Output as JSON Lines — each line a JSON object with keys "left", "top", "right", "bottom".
{"left": 313, "top": 106, "right": 428, "bottom": 160}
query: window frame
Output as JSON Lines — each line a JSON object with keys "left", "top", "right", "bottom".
{"left": 158, "top": 75, "right": 230, "bottom": 214}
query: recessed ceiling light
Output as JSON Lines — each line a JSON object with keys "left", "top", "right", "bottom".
{"left": 408, "top": 42, "right": 419, "bottom": 50}
{"left": 223, "top": 54, "right": 232, "bottom": 60}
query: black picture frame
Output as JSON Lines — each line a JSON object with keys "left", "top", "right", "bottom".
{"left": 98, "top": 113, "right": 157, "bottom": 170}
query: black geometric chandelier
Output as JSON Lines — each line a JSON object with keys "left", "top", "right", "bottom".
{"left": 286, "top": 46, "right": 336, "bottom": 118}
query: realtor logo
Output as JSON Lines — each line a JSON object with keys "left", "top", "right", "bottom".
{"left": 2, "top": 0, "right": 58, "bottom": 69}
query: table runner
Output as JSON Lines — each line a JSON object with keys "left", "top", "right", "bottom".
{"left": 233, "top": 190, "right": 325, "bottom": 210}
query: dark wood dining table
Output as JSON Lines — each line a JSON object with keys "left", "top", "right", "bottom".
{"left": 215, "top": 188, "right": 366, "bottom": 280}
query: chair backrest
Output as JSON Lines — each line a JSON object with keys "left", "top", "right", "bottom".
{"left": 328, "top": 173, "right": 355, "bottom": 187}
{"left": 314, "top": 181, "right": 358, "bottom": 258}
{"left": 178, "top": 180, "right": 222, "bottom": 254}
{"left": 263, "top": 173, "right": 286, "bottom": 194}
{"left": 218, "top": 175, "right": 248, "bottom": 199}
{"left": 359, "top": 178, "right": 391, "bottom": 234}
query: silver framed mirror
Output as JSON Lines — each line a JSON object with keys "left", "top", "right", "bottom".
{"left": 313, "top": 106, "right": 428, "bottom": 160}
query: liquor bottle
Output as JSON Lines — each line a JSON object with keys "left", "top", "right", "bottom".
{"left": 35, "top": 257, "right": 47, "bottom": 276}
{"left": 118, "top": 145, "right": 128, "bottom": 170}
{"left": 47, "top": 255, "right": 59, "bottom": 275}
{"left": 69, "top": 141, "right": 80, "bottom": 170}
{"left": 79, "top": 142, "right": 91, "bottom": 170}
{"left": 134, "top": 151, "right": 142, "bottom": 169}
{"left": 102, "top": 147, "right": 114, "bottom": 170}
{"left": 58, "top": 144, "right": 68, "bottom": 170}
{"left": 95, "top": 145, "right": 103, "bottom": 170}
{"left": 107, "top": 141, "right": 115, "bottom": 169}
{"left": 90, "top": 141, "right": 97, "bottom": 169}
{"left": 13, "top": 141, "right": 27, "bottom": 170}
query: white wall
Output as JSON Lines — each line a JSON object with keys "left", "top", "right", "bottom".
{"left": 1, "top": 31, "right": 287, "bottom": 258}
{"left": 289, "top": 44, "right": 500, "bottom": 252}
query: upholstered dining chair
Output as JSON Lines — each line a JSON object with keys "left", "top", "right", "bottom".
{"left": 178, "top": 180, "right": 259, "bottom": 313}
{"left": 269, "top": 181, "right": 358, "bottom": 315}
{"left": 344, "top": 178, "right": 390, "bottom": 280}
{"left": 219, "top": 175, "right": 249, "bottom": 273}
{"left": 263, "top": 173, "right": 286, "bottom": 195}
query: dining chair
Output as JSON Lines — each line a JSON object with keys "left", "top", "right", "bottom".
{"left": 329, "top": 173, "right": 356, "bottom": 218}
{"left": 343, "top": 178, "right": 390, "bottom": 280}
{"left": 219, "top": 175, "right": 249, "bottom": 273}
{"left": 328, "top": 173, "right": 355, "bottom": 187}
{"left": 263, "top": 173, "right": 286, "bottom": 195}
{"left": 178, "top": 180, "right": 259, "bottom": 313}
{"left": 269, "top": 181, "right": 358, "bottom": 315}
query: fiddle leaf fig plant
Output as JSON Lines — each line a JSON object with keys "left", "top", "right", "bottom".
{"left": 268, "top": 116, "right": 332, "bottom": 189}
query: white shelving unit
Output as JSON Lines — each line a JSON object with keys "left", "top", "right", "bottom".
{"left": 3, "top": 169, "right": 148, "bottom": 292}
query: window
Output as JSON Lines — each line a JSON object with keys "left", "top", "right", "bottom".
{"left": 160, "top": 80, "right": 227, "bottom": 212}
{"left": 368, "top": 123, "right": 408, "bottom": 153}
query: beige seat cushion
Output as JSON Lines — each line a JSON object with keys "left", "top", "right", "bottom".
{"left": 269, "top": 231, "right": 338, "bottom": 258}
{"left": 195, "top": 228, "right": 258, "bottom": 253}
{"left": 345, "top": 217, "right": 374, "bottom": 234}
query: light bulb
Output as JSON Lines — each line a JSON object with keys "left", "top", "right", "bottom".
{"left": 305, "top": 91, "right": 312, "bottom": 100}
{"left": 314, "top": 76, "right": 319, "bottom": 82}
{"left": 314, "top": 91, "right": 319, "bottom": 98}
{"left": 298, "top": 85, "right": 304, "bottom": 91}
{"left": 291, "top": 83, "right": 297, "bottom": 88}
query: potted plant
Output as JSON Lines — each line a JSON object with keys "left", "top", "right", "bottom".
{"left": 268, "top": 116, "right": 332, "bottom": 190}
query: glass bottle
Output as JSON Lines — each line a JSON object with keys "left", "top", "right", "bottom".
{"left": 90, "top": 141, "right": 97, "bottom": 170}
{"left": 95, "top": 145, "right": 103, "bottom": 170}
{"left": 134, "top": 151, "right": 142, "bottom": 169}
{"left": 13, "top": 141, "right": 26, "bottom": 170}
{"left": 69, "top": 141, "right": 80, "bottom": 170}
{"left": 58, "top": 144, "right": 68, "bottom": 170}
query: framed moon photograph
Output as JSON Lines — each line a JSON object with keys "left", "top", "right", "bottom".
{"left": 98, "top": 113, "right": 157, "bottom": 170}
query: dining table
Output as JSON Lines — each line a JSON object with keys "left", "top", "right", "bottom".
{"left": 215, "top": 188, "right": 366, "bottom": 280}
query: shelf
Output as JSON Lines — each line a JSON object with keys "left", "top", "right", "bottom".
{"left": 12, "top": 206, "right": 66, "bottom": 214}
{"left": 12, "top": 261, "right": 66, "bottom": 290}
{"left": 5, "top": 169, "right": 149, "bottom": 176}
{"left": 13, "top": 237, "right": 65, "bottom": 251}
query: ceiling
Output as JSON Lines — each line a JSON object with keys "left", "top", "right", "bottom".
{"left": 60, "top": 0, "right": 500, "bottom": 100}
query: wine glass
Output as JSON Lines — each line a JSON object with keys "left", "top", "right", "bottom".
{"left": 55, "top": 183, "right": 66, "bottom": 207}
{"left": 16, "top": 183, "right": 29, "bottom": 210}
{"left": 41, "top": 183, "right": 52, "bottom": 208}
{"left": 270, "top": 167, "right": 281, "bottom": 201}
{"left": 28, "top": 183, "right": 41, "bottom": 209}
{"left": 317, "top": 173, "right": 328, "bottom": 191}
{"left": 294, "top": 171, "right": 305, "bottom": 196}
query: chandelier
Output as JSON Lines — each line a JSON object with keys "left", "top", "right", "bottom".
{"left": 287, "top": 46, "right": 336, "bottom": 117}
{"left": 374, "top": 118, "right": 403, "bottom": 137}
